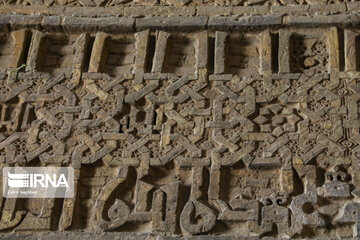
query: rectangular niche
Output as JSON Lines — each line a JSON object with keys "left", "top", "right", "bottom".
{"left": 0, "top": 31, "right": 29, "bottom": 73}
{"left": 0, "top": 33, "right": 13, "bottom": 73}
{"left": 226, "top": 33, "right": 260, "bottom": 77}
{"left": 163, "top": 34, "right": 196, "bottom": 76}
{"left": 36, "top": 33, "right": 78, "bottom": 76}
{"left": 102, "top": 35, "right": 136, "bottom": 77}
{"left": 289, "top": 31, "right": 329, "bottom": 74}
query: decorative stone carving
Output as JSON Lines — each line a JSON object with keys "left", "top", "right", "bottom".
{"left": 0, "top": 12, "right": 359, "bottom": 239}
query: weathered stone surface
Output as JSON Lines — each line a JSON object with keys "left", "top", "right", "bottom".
{"left": 0, "top": 0, "right": 359, "bottom": 239}
{"left": 124, "top": 6, "right": 196, "bottom": 16}
{"left": 62, "top": 16, "right": 135, "bottom": 32}
{"left": 136, "top": 16, "right": 208, "bottom": 31}
{"left": 208, "top": 15, "right": 282, "bottom": 30}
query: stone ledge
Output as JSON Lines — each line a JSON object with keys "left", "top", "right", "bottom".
{"left": 1, "top": 14, "right": 360, "bottom": 32}
{"left": 135, "top": 16, "right": 208, "bottom": 31}
{"left": 0, "top": 232, "right": 260, "bottom": 240}
{"left": 124, "top": 6, "right": 196, "bottom": 17}
{"left": 208, "top": 15, "right": 282, "bottom": 30}
{"left": 283, "top": 14, "right": 360, "bottom": 27}
{"left": 62, "top": 16, "right": 134, "bottom": 32}
{"left": 0, "top": 4, "right": 357, "bottom": 18}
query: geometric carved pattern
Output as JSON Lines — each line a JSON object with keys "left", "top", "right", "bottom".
{"left": 1, "top": 23, "right": 360, "bottom": 239}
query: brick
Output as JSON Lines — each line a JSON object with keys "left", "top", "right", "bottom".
{"left": 308, "top": 3, "right": 346, "bottom": 15}
{"left": 232, "top": 6, "right": 269, "bottom": 15}
{"left": 9, "top": 14, "right": 43, "bottom": 30}
{"left": 208, "top": 15, "right": 282, "bottom": 30}
{"left": 62, "top": 16, "right": 134, "bottom": 32}
{"left": 124, "top": 6, "right": 196, "bottom": 16}
{"left": 283, "top": 14, "right": 358, "bottom": 27}
{"left": 270, "top": 5, "right": 308, "bottom": 15}
{"left": 196, "top": 6, "right": 232, "bottom": 16}
{"left": 64, "top": 6, "right": 124, "bottom": 17}
{"left": 347, "top": 1, "right": 360, "bottom": 12}
{"left": 41, "top": 16, "right": 61, "bottom": 31}
{"left": 136, "top": 16, "right": 208, "bottom": 31}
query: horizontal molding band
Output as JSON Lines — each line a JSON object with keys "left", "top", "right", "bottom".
{"left": 0, "top": 14, "right": 359, "bottom": 33}
{"left": 0, "top": 3, "right": 359, "bottom": 17}
{"left": 0, "top": 232, "right": 259, "bottom": 240}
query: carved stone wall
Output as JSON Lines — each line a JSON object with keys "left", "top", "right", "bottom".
{"left": 1, "top": 2, "right": 360, "bottom": 239}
